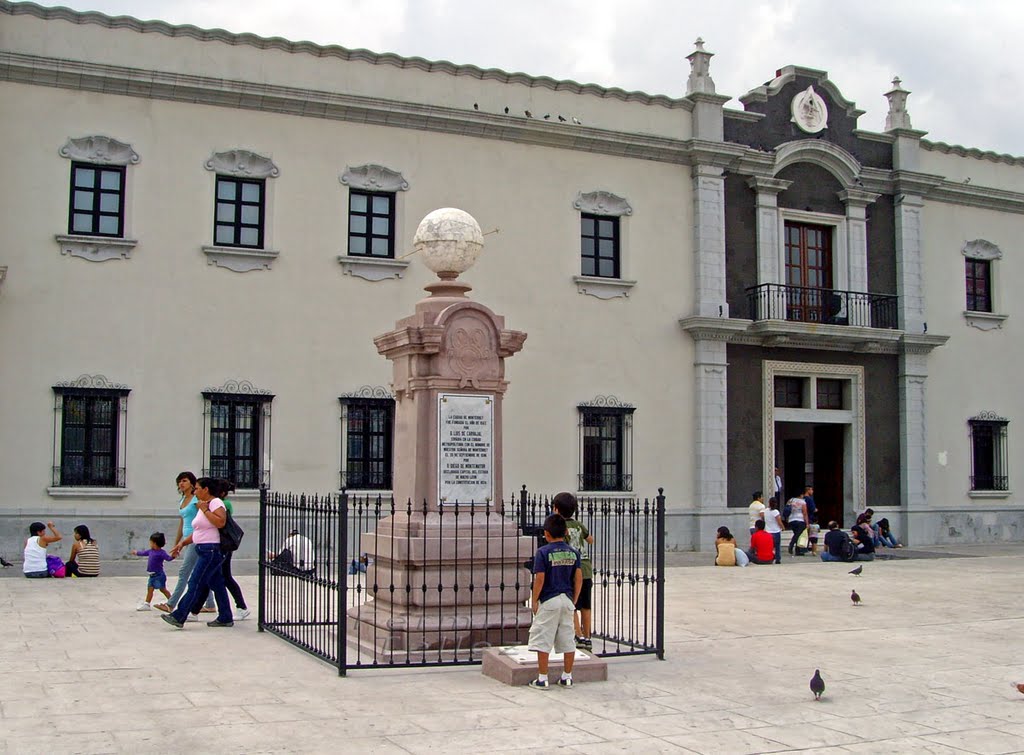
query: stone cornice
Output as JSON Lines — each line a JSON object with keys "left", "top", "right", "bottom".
{"left": 0, "top": 51, "right": 697, "bottom": 167}
{"left": 922, "top": 139, "right": 1024, "bottom": 167}
{"left": 679, "top": 315, "right": 911, "bottom": 354}
{"left": 738, "top": 65, "right": 865, "bottom": 119}
{"left": 928, "top": 182, "right": 1024, "bottom": 215}
{"left": 900, "top": 334, "right": 950, "bottom": 355}
{"left": 0, "top": 1, "right": 691, "bottom": 110}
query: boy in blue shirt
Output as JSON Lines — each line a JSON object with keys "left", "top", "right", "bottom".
{"left": 528, "top": 514, "right": 582, "bottom": 689}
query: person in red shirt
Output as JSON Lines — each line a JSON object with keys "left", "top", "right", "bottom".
{"left": 748, "top": 519, "right": 775, "bottom": 564}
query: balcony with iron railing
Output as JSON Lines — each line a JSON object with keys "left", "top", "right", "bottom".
{"left": 746, "top": 283, "right": 899, "bottom": 330}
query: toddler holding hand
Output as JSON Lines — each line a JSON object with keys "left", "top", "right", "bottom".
{"left": 132, "top": 532, "right": 174, "bottom": 611}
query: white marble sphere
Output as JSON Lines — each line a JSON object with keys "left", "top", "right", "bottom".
{"left": 413, "top": 208, "right": 484, "bottom": 278}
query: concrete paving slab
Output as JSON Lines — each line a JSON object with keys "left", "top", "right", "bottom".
{"left": 3, "top": 546, "right": 1024, "bottom": 753}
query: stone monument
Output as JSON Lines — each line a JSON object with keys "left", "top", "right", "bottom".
{"left": 347, "top": 208, "right": 533, "bottom": 659}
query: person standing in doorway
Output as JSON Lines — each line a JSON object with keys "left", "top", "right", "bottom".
{"left": 774, "top": 467, "right": 783, "bottom": 501}
{"left": 762, "top": 498, "right": 784, "bottom": 564}
{"left": 747, "top": 491, "right": 765, "bottom": 537}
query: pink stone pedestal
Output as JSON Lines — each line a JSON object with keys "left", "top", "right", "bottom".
{"left": 347, "top": 277, "right": 531, "bottom": 662}
{"left": 481, "top": 646, "right": 609, "bottom": 686}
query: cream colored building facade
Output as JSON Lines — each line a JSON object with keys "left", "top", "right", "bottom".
{"left": 0, "top": 2, "right": 1021, "bottom": 558}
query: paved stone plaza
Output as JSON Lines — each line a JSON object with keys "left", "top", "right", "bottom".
{"left": 3, "top": 546, "right": 1024, "bottom": 754}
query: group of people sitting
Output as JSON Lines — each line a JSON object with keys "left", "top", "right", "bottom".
{"left": 22, "top": 521, "right": 100, "bottom": 578}
{"left": 715, "top": 497, "right": 902, "bottom": 566}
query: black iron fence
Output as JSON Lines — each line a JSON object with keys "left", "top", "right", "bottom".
{"left": 258, "top": 486, "right": 665, "bottom": 675}
{"left": 746, "top": 283, "right": 899, "bottom": 329}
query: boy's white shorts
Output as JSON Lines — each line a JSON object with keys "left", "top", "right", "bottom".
{"left": 527, "top": 593, "right": 576, "bottom": 654}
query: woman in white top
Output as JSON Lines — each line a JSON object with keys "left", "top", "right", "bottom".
{"left": 786, "top": 496, "right": 808, "bottom": 557}
{"left": 761, "top": 498, "right": 784, "bottom": 564}
{"left": 23, "top": 521, "right": 62, "bottom": 578}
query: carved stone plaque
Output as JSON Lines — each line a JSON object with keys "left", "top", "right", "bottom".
{"left": 438, "top": 393, "right": 493, "bottom": 504}
{"left": 791, "top": 85, "right": 828, "bottom": 134}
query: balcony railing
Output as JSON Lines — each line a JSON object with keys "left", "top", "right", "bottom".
{"left": 746, "top": 283, "right": 899, "bottom": 329}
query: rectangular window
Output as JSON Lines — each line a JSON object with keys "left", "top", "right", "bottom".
{"left": 340, "top": 398, "right": 394, "bottom": 489}
{"left": 965, "top": 258, "right": 992, "bottom": 313}
{"left": 69, "top": 162, "right": 126, "bottom": 237}
{"left": 578, "top": 405, "right": 633, "bottom": 491}
{"left": 816, "top": 379, "right": 845, "bottom": 410}
{"left": 214, "top": 177, "right": 265, "bottom": 249}
{"left": 348, "top": 191, "right": 395, "bottom": 258}
{"left": 774, "top": 377, "right": 805, "bottom": 408}
{"left": 52, "top": 386, "right": 129, "bottom": 487}
{"left": 581, "top": 214, "right": 620, "bottom": 279}
{"left": 203, "top": 392, "right": 273, "bottom": 488}
{"left": 784, "top": 222, "right": 833, "bottom": 323}
{"left": 969, "top": 418, "right": 1009, "bottom": 491}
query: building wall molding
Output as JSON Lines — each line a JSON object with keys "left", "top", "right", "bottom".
{"left": 202, "top": 246, "right": 278, "bottom": 272}
{"left": 59, "top": 135, "right": 140, "bottom": 165}
{"left": 572, "top": 275, "right": 636, "bottom": 300}
{"left": 0, "top": 1, "right": 693, "bottom": 110}
{"left": 340, "top": 385, "right": 394, "bottom": 400}
{"left": 56, "top": 234, "right": 137, "bottom": 262}
{"left": 338, "top": 255, "right": 410, "bottom": 281}
{"left": 340, "top": 164, "right": 409, "bottom": 192}
{"left": 961, "top": 239, "right": 1002, "bottom": 260}
{"left": 573, "top": 191, "right": 633, "bottom": 217}
{"left": 204, "top": 149, "right": 279, "bottom": 179}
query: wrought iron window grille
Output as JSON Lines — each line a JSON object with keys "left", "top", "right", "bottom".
{"left": 52, "top": 379, "right": 130, "bottom": 487}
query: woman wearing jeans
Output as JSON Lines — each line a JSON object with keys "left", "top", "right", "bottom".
{"left": 161, "top": 477, "right": 234, "bottom": 629}
{"left": 155, "top": 472, "right": 214, "bottom": 614}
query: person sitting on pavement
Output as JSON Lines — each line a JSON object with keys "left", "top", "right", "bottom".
{"left": 747, "top": 520, "right": 774, "bottom": 564}
{"left": 65, "top": 524, "right": 100, "bottom": 578}
{"left": 23, "top": 521, "right": 62, "bottom": 578}
{"left": 714, "top": 526, "right": 737, "bottom": 566}
{"left": 268, "top": 529, "right": 315, "bottom": 574}
{"left": 851, "top": 522, "right": 876, "bottom": 561}
{"left": 820, "top": 521, "right": 854, "bottom": 562}
{"left": 876, "top": 517, "right": 902, "bottom": 548}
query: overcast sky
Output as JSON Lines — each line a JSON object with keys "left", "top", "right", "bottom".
{"left": 33, "top": 0, "right": 1024, "bottom": 157}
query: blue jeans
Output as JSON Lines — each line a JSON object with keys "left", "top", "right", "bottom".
{"left": 171, "top": 544, "right": 233, "bottom": 624}
{"left": 820, "top": 552, "right": 843, "bottom": 562}
{"left": 770, "top": 532, "right": 782, "bottom": 563}
{"left": 167, "top": 543, "right": 214, "bottom": 609}
{"left": 24, "top": 570, "right": 50, "bottom": 578}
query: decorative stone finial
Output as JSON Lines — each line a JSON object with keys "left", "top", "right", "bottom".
{"left": 884, "top": 76, "right": 912, "bottom": 131}
{"left": 413, "top": 208, "right": 484, "bottom": 281}
{"left": 686, "top": 37, "right": 715, "bottom": 95}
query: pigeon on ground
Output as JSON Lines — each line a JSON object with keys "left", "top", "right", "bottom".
{"left": 0, "top": 556, "right": 12, "bottom": 568}
{"left": 849, "top": 565, "right": 863, "bottom": 576}
{"left": 558, "top": 115, "right": 566, "bottom": 122}
{"left": 810, "top": 670, "right": 825, "bottom": 701}
{"left": 851, "top": 589, "right": 862, "bottom": 606}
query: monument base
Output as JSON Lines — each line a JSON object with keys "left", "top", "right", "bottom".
{"left": 481, "top": 645, "right": 609, "bottom": 686}
{"left": 347, "top": 602, "right": 532, "bottom": 661}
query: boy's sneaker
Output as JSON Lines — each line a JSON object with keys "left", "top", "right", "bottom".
{"left": 527, "top": 678, "right": 550, "bottom": 690}
{"left": 136, "top": 602, "right": 151, "bottom": 611}
{"left": 186, "top": 614, "right": 199, "bottom": 622}
{"left": 577, "top": 637, "right": 593, "bottom": 650}
{"left": 235, "top": 608, "right": 251, "bottom": 621}
{"left": 558, "top": 676, "right": 574, "bottom": 688}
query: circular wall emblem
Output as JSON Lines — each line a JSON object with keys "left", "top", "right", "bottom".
{"left": 791, "top": 85, "right": 828, "bottom": 133}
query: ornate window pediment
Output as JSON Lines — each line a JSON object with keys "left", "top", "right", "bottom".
{"left": 340, "top": 165, "right": 409, "bottom": 192}
{"left": 59, "top": 136, "right": 140, "bottom": 165}
{"left": 962, "top": 239, "right": 1002, "bottom": 260}
{"left": 204, "top": 149, "right": 279, "bottom": 178}
{"left": 573, "top": 191, "right": 633, "bottom": 217}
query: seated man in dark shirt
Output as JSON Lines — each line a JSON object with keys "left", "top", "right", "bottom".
{"left": 820, "top": 521, "right": 853, "bottom": 562}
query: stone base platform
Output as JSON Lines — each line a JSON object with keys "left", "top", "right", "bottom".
{"left": 481, "top": 645, "right": 608, "bottom": 686}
